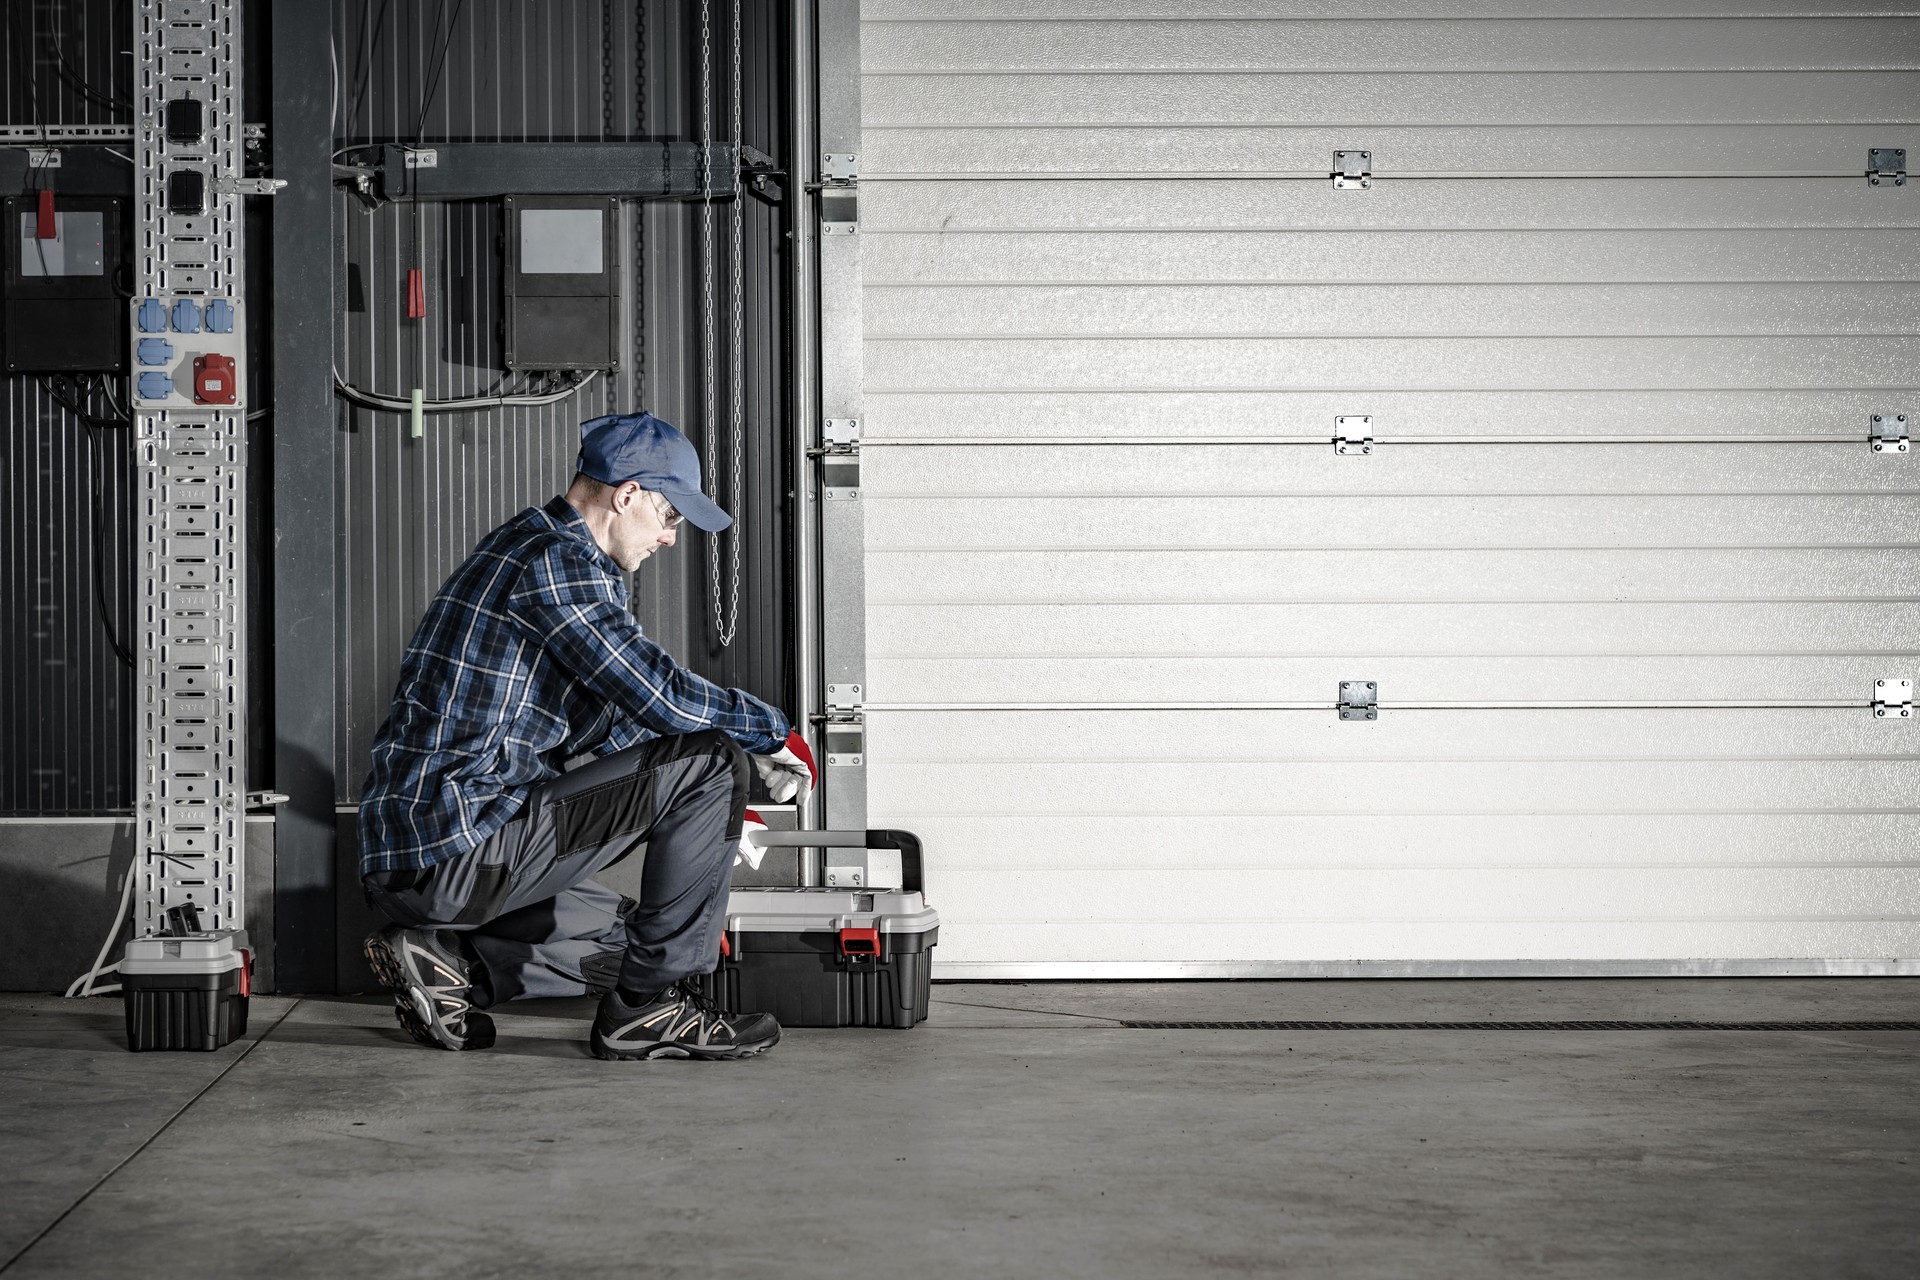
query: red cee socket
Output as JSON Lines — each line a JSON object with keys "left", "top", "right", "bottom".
{"left": 406, "top": 268, "right": 426, "bottom": 319}
{"left": 36, "top": 189, "right": 56, "bottom": 239}
{"left": 193, "top": 353, "right": 237, "bottom": 405}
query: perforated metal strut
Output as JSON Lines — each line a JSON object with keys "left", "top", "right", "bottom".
{"left": 130, "top": 0, "right": 251, "bottom": 936}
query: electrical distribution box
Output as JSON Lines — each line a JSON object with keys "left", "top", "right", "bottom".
{"left": 3, "top": 196, "right": 125, "bottom": 373}
{"left": 503, "top": 195, "right": 617, "bottom": 371}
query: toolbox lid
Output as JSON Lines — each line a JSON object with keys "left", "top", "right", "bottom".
{"left": 121, "top": 928, "right": 249, "bottom": 976}
{"left": 724, "top": 888, "right": 939, "bottom": 936}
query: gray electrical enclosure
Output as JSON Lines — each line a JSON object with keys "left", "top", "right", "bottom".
{"left": 503, "top": 195, "right": 617, "bottom": 371}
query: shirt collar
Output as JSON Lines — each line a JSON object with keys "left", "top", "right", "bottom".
{"left": 541, "top": 495, "right": 622, "bottom": 577}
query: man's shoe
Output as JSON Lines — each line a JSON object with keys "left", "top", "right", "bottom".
{"left": 590, "top": 983, "right": 780, "bottom": 1061}
{"left": 363, "top": 925, "right": 496, "bottom": 1051}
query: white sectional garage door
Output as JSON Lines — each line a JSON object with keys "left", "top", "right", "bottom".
{"left": 854, "top": 3, "right": 1920, "bottom": 975}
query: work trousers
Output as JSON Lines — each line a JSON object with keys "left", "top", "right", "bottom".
{"left": 364, "top": 730, "right": 748, "bottom": 1004}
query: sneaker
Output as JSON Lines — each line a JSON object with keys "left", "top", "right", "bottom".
{"left": 363, "top": 925, "right": 496, "bottom": 1051}
{"left": 590, "top": 983, "right": 780, "bottom": 1061}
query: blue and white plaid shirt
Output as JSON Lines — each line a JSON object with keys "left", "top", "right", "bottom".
{"left": 358, "top": 496, "right": 789, "bottom": 875}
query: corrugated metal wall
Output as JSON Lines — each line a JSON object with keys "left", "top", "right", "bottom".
{"left": 858, "top": 4, "right": 1920, "bottom": 970}
{"left": 332, "top": 0, "right": 792, "bottom": 801}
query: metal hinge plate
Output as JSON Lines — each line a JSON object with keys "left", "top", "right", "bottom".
{"left": 1874, "top": 679, "right": 1913, "bottom": 719}
{"left": 823, "top": 417, "right": 860, "bottom": 454}
{"left": 822, "top": 152, "right": 859, "bottom": 185}
{"left": 1868, "top": 147, "right": 1906, "bottom": 187}
{"left": 1871, "top": 413, "right": 1909, "bottom": 453}
{"left": 1333, "top": 150, "right": 1372, "bottom": 190}
{"left": 825, "top": 683, "right": 865, "bottom": 766}
{"left": 1339, "top": 681, "right": 1378, "bottom": 721}
{"left": 1335, "top": 415, "right": 1374, "bottom": 455}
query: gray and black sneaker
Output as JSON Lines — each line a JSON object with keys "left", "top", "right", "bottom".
{"left": 363, "top": 925, "right": 496, "bottom": 1051}
{"left": 590, "top": 983, "right": 780, "bottom": 1061}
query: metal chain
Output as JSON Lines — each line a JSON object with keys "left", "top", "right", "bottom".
{"left": 720, "top": 0, "right": 744, "bottom": 648}
{"left": 698, "top": 0, "right": 728, "bottom": 645}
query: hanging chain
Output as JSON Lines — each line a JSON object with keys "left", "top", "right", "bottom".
{"left": 719, "top": 0, "right": 744, "bottom": 648}
{"left": 697, "top": 0, "right": 730, "bottom": 645}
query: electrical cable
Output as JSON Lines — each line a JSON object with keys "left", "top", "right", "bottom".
{"left": 35, "top": 5, "right": 132, "bottom": 114}
{"left": 41, "top": 375, "right": 136, "bottom": 668}
{"left": 64, "top": 857, "right": 134, "bottom": 998}
{"left": 332, "top": 367, "right": 600, "bottom": 414}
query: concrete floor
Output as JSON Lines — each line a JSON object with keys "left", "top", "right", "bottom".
{"left": 2, "top": 981, "right": 1917, "bottom": 1279}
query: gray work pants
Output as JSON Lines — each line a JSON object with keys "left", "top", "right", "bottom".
{"left": 363, "top": 730, "right": 748, "bottom": 1004}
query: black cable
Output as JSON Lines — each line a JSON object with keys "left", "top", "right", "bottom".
{"left": 37, "top": 3, "right": 132, "bottom": 114}
{"left": 344, "top": 0, "right": 396, "bottom": 144}
{"left": 413, "top": 0, "right": 466, "bottom": 145}
{"left": 41, "top": 375, "right": 136, "bottom": 669}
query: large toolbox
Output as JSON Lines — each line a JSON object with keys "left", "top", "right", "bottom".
{"left": 692, "top": 829, "right": 939, "bottom": 1029}
{"left": 120, "top": 918, "right": 252, "bottom": 1052}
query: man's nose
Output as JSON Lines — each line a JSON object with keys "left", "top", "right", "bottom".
{"left": 659, "top": 525, "right": 678, "bottom": 547}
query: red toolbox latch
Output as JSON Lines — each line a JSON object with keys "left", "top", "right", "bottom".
{"left": 719, "top": 931, "right": 733, "bottom": 960}
{"left": 237, "top": 948, "right": 252, "bottom": 999}
{"left": 837, "top": 927, "right": 880, "bottom": 963}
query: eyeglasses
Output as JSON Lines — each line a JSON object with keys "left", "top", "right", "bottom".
{"left": 649, "top": 491, "right": 683, "bottom": 528}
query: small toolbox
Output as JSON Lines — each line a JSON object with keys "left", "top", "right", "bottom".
{"left": 692, "top": 829, "right": 939, "bottom": 1029}
{"left": 121, "top": 904, "right": 252, "bottom": 1052}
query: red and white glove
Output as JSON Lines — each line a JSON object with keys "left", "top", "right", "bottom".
{"left": 736, "top": 809, "right": 769, "bottom": 870}
{"left": 750, "top": 730, "right": 816, "bottom": 808}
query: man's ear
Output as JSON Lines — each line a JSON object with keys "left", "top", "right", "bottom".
{"left": 613, "top": 481, "right": 643, "bottom": 513}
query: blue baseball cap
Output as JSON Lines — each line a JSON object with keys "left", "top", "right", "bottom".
{"left": 575, "top": 411, "right": 732, "bottom": 532}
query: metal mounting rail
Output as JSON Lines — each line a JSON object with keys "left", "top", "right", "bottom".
{"left": 130, "top": 0, "right": 253, "bottom": 936}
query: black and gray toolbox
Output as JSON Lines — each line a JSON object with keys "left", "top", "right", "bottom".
{"left": 120, "top": 904, "right": 252, "bottom": 1052}
{"left": 692, "top": 828, "right": 939, "bottom": 1029}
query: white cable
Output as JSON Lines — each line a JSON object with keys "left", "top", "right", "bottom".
{"left": 332, "top": 368, "right": 599, "bottom": 413}
{"left": 64, "top": 860, "right": 134, "bottom": 999}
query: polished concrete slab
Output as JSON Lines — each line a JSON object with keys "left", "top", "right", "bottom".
{"left": 2, "top": 981, "right": 1916, "bottom": 1279}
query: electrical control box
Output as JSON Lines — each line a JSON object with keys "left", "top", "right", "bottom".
{"left": 503, "top": 195, "right": 617, "bottom": 371}
{"left": 3, "top": 195, "right": 125, "bottom": 373}
{"left": 130, "top": 291, "right": 248, "bottom": 409}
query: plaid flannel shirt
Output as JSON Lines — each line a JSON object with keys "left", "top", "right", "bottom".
{"left": 358, "top": 496, "right": 789, "bottom": 875}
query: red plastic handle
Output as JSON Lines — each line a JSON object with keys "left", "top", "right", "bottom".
{"left": 406, "top": 267, "right": 426, "bottom": 319}
{"left": 838, "top": 927, "right": 880, "bottom": 957}
{"left": 36, "top": 189, "right": 56, "bottom": 240}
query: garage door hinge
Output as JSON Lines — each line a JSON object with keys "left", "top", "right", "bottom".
{"left": 825, "top": 684, "right": 865, "bottom": 765}
{"left": 1333, "top": 150, "right": 1371, "bottom": 190}
{"left": 820, "top": 152, "right": 859, "bottom": 235}
{"left": 1868, "top": 148, "right": 1906, "bottom": 187}
{"left": 1870, "top": 413, "right": 1908, "bottom": 453}
{"left": 821, "top": 419, "right": 860, "bottom": 498}
{"left": 1339, "top": 681, "right": 1378, "bottom": 721}
{"left": 1873, "top": 679, "right": 1912, "bottom": 719}
{"left": 1335, "top": 416, "right": 1374, "bottom": 455}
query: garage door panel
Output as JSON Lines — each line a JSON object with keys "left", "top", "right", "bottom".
{"left": 871, "top": 3, "right": 1920, "bottom": 25}
{"left": 865, "top": 496, "right": 1918, "bottom": 550}
{"left": 868, "top": 707, "right": 1908, "bottom": 761}
{"left": 866, "top": 390, "right": 1901, "bottom": 440}
{"left": 871, "top": 656, "right": 1908, "bottom": 705}
{"left": 930, "top": 919, "right": 1920, "bottom": 967}
{"left": 867, "top": 125, "right": 1905, "bottom": 178}
{"left": 864, "top": 18, "right": 1920, "bottom": 74}
{"left": 869, "top": 549, "right": 1920, "bottom": 604}
{"left": 871, "top": 602, "right": 1916, "bottom": 661}
{"left": 864, "top": 178, "right": 1916, "bottom": 233}
{"left": 866, "top": 444, "right": 1913, "bottom": 495}
{"left": 883, "top": 812, "right": 1917, "bottom": 871}
{"left": 868, "top": 283, "right": 1920, "bottom": 339}
{"left": 866, "top": 230, "right": 1917, "bottom": 285}
{"left": 869, "top": 337, "right": 1912, "bottom": 392}
{"left": 866, "top": 71, "right": 1917, "bottom": 128}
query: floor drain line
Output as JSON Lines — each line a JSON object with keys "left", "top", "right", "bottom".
{"left": 1120, "top": 1020, "right": 1920, "bottom": 1031}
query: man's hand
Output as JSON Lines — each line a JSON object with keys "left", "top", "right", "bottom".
{"left": 750, "top": 730, "right": 816, "bottom": 807}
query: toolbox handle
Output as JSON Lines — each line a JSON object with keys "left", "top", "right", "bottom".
{"left": 745, "top": 828, "right": 925, "bottom": 893}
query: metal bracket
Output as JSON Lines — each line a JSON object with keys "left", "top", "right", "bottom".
{"left": 823, "top": 417, "right": 861, "bottom": 454}
{"left": 218, "top": 176, "right": 286, "bottom": 196}
{"left": 402, "top": 147, "right": 439, "bottom": 169}
{"left": 1870, "top": 413, "right": 1909, "bottom": 453}
{"left": 1335, "top": 415, "right": 1374, "bottom": 455}
{"left": 1339, "top": 681, "right": 1379, "bottom": 721}
{"left": 1868, "top": 148, "right": 1906, "bottom": 187}
{"left": 825, "top": 684, "right": 865, "bottom": 766}
{"left": 1873, "top": 679, "right": 1913, "bottom": 719}
{"left": 1333, "top": 150, "right": 1372, "bottom": 190}
{"left": 822, "top": 152, "right": 859, "bottom": 185}
{"left": 27, "top": 148, "right": 60, "bottom": 169}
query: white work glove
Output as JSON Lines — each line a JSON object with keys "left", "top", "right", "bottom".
{"left": 750, "top": 730, "right": 817, "bottom": 808}
{"left": 735, "top": 810, "right": 769, "bottom": 870}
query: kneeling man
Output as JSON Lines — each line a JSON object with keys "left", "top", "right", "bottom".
{"left": 357, "top": 411, "right": 812, "bottom": 1061}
